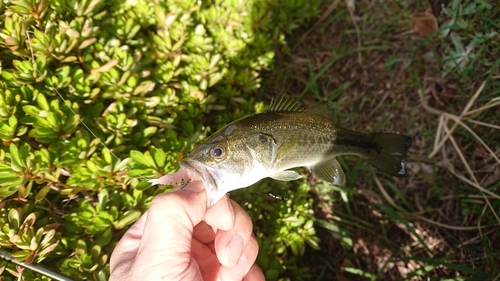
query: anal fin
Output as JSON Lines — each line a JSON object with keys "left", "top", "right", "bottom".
{"left": 310, "top": 158, "right": 346, "bottom": 186}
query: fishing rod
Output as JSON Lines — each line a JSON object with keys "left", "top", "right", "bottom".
{"left": 0, "top": 250, "right": 74, "bottom": 281}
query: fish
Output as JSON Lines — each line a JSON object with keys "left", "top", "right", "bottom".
{"left": 150, "top": 96, "right": 412, "bottom": 207}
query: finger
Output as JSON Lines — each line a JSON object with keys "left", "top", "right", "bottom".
{"left": 204, "top": 194, "right": 235, "bottom": 231}
{"left": 193, "top": 220, "right": 215, "bottom": 244}
{"left": 190, "top": 238, "right": 219, "bottom": 281}
{"left": 213, "top": 200, "right": 253, "bottom": 268}
{"left": 130, "top": 180, "right": 208, "bottom": 277}
{"left": 243, "top": 264, "right": 265, "bottom": 281}
{"left": 219, "top": 235, "right": 260, "bottom": 281}
{"left": 193, "top": 191, "right": 233, "bottom": 243}
{"left": 109, "top": 209, "right": 149, "bottom": 278}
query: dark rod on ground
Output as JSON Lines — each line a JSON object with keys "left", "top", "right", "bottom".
{"left": 0, "top": 250, "right": 74, "bottom": 281}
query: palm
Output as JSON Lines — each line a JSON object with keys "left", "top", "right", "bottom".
{"left": 110, "top": 182, "right": 264, "bottom": 281}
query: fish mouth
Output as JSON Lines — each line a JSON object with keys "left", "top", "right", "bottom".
{"left": 178, "top": 159, "right": 218, "bottom": 196}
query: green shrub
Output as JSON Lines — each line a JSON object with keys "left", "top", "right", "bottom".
{"left": 0, "top": 0, "right": 320, "bottom": 279}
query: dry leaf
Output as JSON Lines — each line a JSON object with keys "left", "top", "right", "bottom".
{"left": 189, "top": 90, "right": 204, "bottom": 100}
{"left": 413, "top": 12, "right": 438, "bottom": 37}
{"left": 90, "top": 59, "right": 118, "bottom": 74}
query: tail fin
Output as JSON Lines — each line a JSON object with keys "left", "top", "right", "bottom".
{"left": 366, "top": 133, "right": 412, "bottom": 177}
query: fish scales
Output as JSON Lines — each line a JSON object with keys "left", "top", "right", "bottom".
{"left": 233, "top": 111, "right": 376, "bottom": 169}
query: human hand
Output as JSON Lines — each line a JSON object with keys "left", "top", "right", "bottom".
{"left": 109, "top": 180, "right": 265, "bottom": 281}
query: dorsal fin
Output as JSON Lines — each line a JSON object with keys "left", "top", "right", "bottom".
{"left": 308, "top": 103, "right": 331, "bottom": 119}
{"left": 268, "top": 96, "right": 305, "bottom": 112}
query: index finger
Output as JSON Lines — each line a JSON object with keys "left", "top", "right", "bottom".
{"left": 111, "top": 181, "right": 208, "bottom": 279}
{"left": 134, "top": 180, "right": 208, "bottom": 259}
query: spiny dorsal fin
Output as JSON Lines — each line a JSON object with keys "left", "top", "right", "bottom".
{"left": 308, "top": 103, "right": 331, "bottom": 119}
{"left": 268, "top": 96, "right": 305, "bottom": 112}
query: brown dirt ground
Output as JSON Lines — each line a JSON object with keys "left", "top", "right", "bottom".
{"left": 259, "top": 0, "right": 499, "bottom": 280}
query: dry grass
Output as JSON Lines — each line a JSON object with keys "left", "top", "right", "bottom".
{"left": 259, "top": 0, "right": 500, "bottom": 280}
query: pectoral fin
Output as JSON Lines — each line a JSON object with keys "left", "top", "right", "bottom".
{"left": 310, "top": 159, "right": 346, "bottom": 186}
{"left": 269, "top": 170, "right": 302, "bottom": 181}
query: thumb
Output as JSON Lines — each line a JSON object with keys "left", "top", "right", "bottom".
{"left": 130, "top": 181, "right": 208, "bottom": 279}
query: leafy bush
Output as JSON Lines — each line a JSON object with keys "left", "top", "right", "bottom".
{"left": 0, "top": 0, "right": 321, "bottom": 279}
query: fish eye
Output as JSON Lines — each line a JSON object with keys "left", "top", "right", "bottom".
{"left": 210, "top": 145, "right": 226, "bottom": 159}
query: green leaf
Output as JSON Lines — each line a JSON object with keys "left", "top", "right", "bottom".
{"left": 36, "top": 93, "right": 50, "bottom": 111}
{"left": 11, "top": 250, "right": 29, "bottom": 261}
{"left": 8, "top": 208, "right": 20, "bottom": 230}
{"left": 23, "top": 105, "right": 41, "bottom": 116}
{"left": 102, "top": 147, "right": 112, "bottom": 164}
{"left": 114, "top": 210, "right": 141, "bottom": 229}
{"left": 97, "top": 188, "right": 109, "bottom": 207}
{"left": 0, "top": 121, "right": 15, "bottom": 140}
{"left": 45, "top": 112, "right": 61, "bottom": 128}
{"left": 135, "top": 179, "right": 152, "bottom": 191}
{"left": 91, "top": 244, "right": 101, "bottom": 262}
{"left": 0, "top": 171, "right": 19, "bottom": 183}
{"left": 130, "top": 150, "right": 155, "bottom": 168}
{"left": 114, "top": 158, "right": 131, "bottom": 171}
{"left": 86, "top": 160, "right": 98, "bottom": 173}
{"left": 18, "top": 181, "right": 33, "bottom": 198}
{"left": 265, "top": 269, "right": 280, "bottom": 280}
{"left": 94, "top": 228, "right": 112, "bottom": 246}
{"left": 151, "top": 148, "right": 166, "bottom": 169}
{"left": 1, "top": 71, "right": 15, "bottom": 81}
{"left": 35, "top": 185, "right": 51, "bottom": 202}
{"left": 8, "top": 115, "right": 18, "bottom": 128}
{"left": 9, "top": 143, "right": 25, "bottom": 170}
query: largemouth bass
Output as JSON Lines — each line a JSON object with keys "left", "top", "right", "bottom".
{"left": 151, "top": 97, "right": 412, "bottom": 207}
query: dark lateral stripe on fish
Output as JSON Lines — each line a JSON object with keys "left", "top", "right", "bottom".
{"left": 331, "top": 136, "right": 381, "bottom": 153}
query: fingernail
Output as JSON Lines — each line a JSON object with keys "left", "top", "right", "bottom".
{"left": 226, "top": 233, "right": 245, "bottom": 265}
